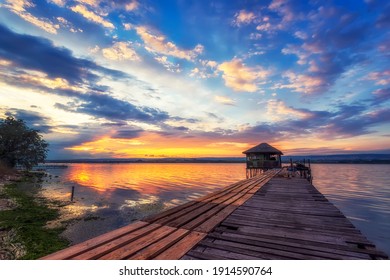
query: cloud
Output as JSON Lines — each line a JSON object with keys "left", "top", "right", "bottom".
{"left": 0, "top": 24, "right": 173, "bottom": 125}
{"left": 0, "top": 23, "right": 126, "bottom": 85}
{"left": 280, "top": 71, "right": 325, "bottom": 94}
{"left": 48, "top": 0, "right": 66, "bottom": 7}
{"left": 232, "top": 10, "right": 258, "bottom": 26}
{"left": 56, "top": 16, "right": 83, "bottom": 33}
{"left": 266, "top": 99, "right": 310, "bottom": 121}
{"left": 55, "top": 92, "right": 170, "bottom": 123}
{"left": 371, "top": 88, "right": 390, "bottom": 105}
{"left": 71, "top": 4, "right": 115, "bottom": 29}
{"left": 112, "top": 128, "right": 144, "bottom": 139}
{"left": 155, "top": 56, "right": 181, "bottom": 73}
{"left": 281, "top": 44, "right": 309, "bottom": 65}
{"left": 279, "top": 5, "right": 372, "bottom": 95}
{"left": 217, "top": 58, "right": 270, "bottom": 92}
{"left": 4, "top": 0, "right": 59, "bottom": 34}
{"left": 294, "top": 31, "right": 308, "bottom": 40}
{"left": 125, "top": 0, "right": 139, "bottom": 11}
{"left": 3, "top": 108, "right": 54, "bottom": 133}
{"left": 75, "top": 0, "right": 100, "bottom": 7}
{"left": 102, "top": 42, "right": 141, "bottom": 61}
{"left": 214, "top": 95, "right": 236, "bottom": 106}
{"left": 365, "top": 70, "right": 390, "bottom": 85}
{"left": 134, "top": 26, "right": 204, "bottom": 61}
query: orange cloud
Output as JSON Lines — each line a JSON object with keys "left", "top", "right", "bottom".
{"left": 233, "top": 10, "right": 257, "bottom": 26}
{"left": 102, "top": 42, "right": 140, "bottom": 61}
{"left": 71, "top": 4, "right": 114, "bottom": 29}
{"left": 135, "top": 26, "right": 203, "bottom": 61}
{"left": 5, "top": 0, "right": 59, "bottom": 34}
{"left": 218, "top": 58, "right": 269, "bottom": 92}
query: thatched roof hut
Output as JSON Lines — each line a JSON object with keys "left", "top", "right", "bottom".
{"left": 243, "top": 143, "right": 283, "bottom": 169}
{"left": 243, "top": 143, "right": 283, "bottom": 155}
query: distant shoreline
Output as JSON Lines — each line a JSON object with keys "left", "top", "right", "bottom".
{"left": 44, "top": 159, "right": 390, "bottom": 164}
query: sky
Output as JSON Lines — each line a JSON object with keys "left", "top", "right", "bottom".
{"left": 0, "top": 0, "right": 389, "bottom": 159}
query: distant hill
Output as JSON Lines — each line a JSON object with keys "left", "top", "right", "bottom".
{"left": 46, "top": 154, "right": 390, "bottom": 164}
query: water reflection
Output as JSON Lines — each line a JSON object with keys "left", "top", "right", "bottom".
{"left": 41, "top": 163, "right": 246, "bottom": 244}
{"left": 311, "top": 164, "right": 390, "bottom": 256}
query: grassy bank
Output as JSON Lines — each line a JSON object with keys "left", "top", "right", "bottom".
{"left": 0, "top": 173, "right": 69, "bottom": 259}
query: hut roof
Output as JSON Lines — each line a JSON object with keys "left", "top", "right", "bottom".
{"left": 242, "top": 143, "right": 283, "bottom": 155}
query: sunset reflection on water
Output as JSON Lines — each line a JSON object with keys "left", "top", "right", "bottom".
{"left": 41, "top": 163, "right": 246, "bottom": 244}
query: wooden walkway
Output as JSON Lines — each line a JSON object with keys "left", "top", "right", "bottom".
{"left": 41, "top": 170, "right": 388, "bottom": 260}
{"left": 183, "top": 176, "right": 388, "bottom": 260}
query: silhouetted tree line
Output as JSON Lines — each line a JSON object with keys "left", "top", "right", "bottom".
{"left": 0, "top": 116, "right": 48, "bottom": 170}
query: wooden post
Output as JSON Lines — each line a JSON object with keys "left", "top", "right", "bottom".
{"left": 71, "top": 186, "right": 75, "bottom": 202}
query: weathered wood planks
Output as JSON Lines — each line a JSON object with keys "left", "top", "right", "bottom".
{"left": 183, "top": 176, "right": 388, "bottom": 260}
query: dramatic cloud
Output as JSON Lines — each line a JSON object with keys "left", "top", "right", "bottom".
{"left": 3, "top": 108, "right": 54, "bottom": 133}
{"left": 0, "top": 24, "right": 126, "bottom": 85}
{"left": 135, "top": 26, "right": 204, "bottom": 61}
{"left": 4, "top": 0, "right": 59, "bottom": 33}
{"left": 218, "top": 58, "right": 270, "bottom": 92}
{"left": 55, "top": 93, "right": 170, "bottom": 123}
{"left": 102, "top": 42, "right": 141, "bottom": 61}
{"left": 71, "top": 4, "right": 115, "bottom": 29}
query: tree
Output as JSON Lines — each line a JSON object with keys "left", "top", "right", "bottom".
{"left": 0, "top": 116, "right": 49, "bottom": 170}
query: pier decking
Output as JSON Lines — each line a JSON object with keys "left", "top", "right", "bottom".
{"left": 41, "top": 169, "right": 387, "bottom": 260}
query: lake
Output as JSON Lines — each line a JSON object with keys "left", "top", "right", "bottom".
{"left": 40, "top": 163, "right": 390, "bottom": 256}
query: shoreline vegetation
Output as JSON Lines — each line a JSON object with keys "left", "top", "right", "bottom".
{"left": 0, "top": 169, "right": 69, "bottom": 259}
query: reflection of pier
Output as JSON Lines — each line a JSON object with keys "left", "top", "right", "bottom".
{"left": 42, "top": 168, "right": 387, "bottom": 260}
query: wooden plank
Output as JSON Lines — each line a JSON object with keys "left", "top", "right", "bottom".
{"left": 197, "top": 240, "right": 292, "bottom": 260}
{"left": 154, "top": 231, "right": 206, "bottom": 260}
{"left": 184, "top": 249, "right": 233, "bottom": 260}
{"left": 130, "top": 228, "right": 189, "bottom": 260}
{"left": 232, "top": 208, "right": 355, "bottom": 227}
{"left": 206, "top": 232, "right": 369, "bottom": 260}
{"left": 98, "top": 225, "right": 177, "bottom": 260}
{"left": 193, "top": 204, "right": 238, "bottom": 233}
{"left": 71, "top": 223, "right": 162, "bottom": 260}
{"left": 221, "top": 222, "right": 371, "bottom": 245}
{"left": 223, "top": 217, "right": 364, "bottom": 237}
{"left": 143, "top": 201, "right": 197, "bottom": 223}
{"left": 213, "top": 227, "right": 387, "bottom": 259}
{"left": 40, "top": 221, "right": 149, "bottom": 260}
{"left": 202, "top": 238, "right": 328, "bottom": 260}
{"left": 226, "top": 215, "right": 360, "bottom": 234}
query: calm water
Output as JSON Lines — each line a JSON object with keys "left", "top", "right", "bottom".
{"left": 41, "top": 163, "right": 390, "bottom": 256}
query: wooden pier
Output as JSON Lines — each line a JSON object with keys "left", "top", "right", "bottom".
{"left": 41, "top": 169, "right": 387, "bottom": 260}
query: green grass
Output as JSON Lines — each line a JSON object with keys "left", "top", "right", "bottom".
{"left": 0, "top": 176, "right": 69, "bottom": 259}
